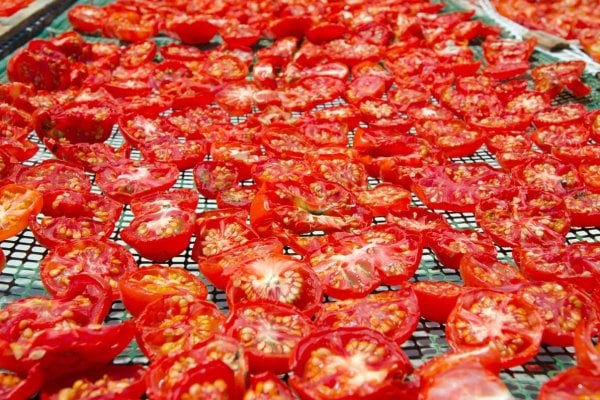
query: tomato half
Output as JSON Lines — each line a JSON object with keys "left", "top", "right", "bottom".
{"left": 315, "top": 286, "right": 420, "bottom": 345}
{"left": 428, "top": 228, "right": 496, "bottom": 270}
{"left": 459, "top": 254, "right": 526, "bottom": 289}
{"left": 244, "top": 371, "right": 294, "bottom": 400}
{"left": 412, "top": 281, "right": 467, "bottom": 324}
{"left": 0, "top": 365, "right": 42, "bottom": 400}
{"left": 135, "top": 295, "right": 226, "bottom": 361}
{"left": 289, "top": 327, "right": 413, "bottom": 400}
{"left": 0, "top": 184, "right": 42, "bottom": 241}
{"left": 446, "top": 289, "right": 543, "bottom": 369}
{"left": 17, "top": 160, "right": 90, "bottom": 194}
{"left": 538, "top": 367, "right": 600, "bottom": 399}
{"left": 119, "top": 265, "right": 208, "bottom": 317}
{"left": 129, "top": 188, "right": 198, "bottom": 216}
{"left": 226, "top": 254, "right": 323, "bottom": 316}
{"left": 574, "top": 318, "right": 600, "bottom": 374}
{"left": 226, "top": 301, "right": 314, "bottom": 375}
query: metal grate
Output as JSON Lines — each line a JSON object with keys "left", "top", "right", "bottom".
{"left": 0, "top": 0, "right": 598, "bottom": 399}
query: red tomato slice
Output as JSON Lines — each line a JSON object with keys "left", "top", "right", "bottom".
{"left": 226, "top": 254, "right": 323, "bottom": 316}
{"left": 40, "top": 239, "right": 137, "bottom": 300}
{"left": 68, "top": 5, "right": 108, "bottom": 33}
{"left": 574, "top": 318, "right": 600, "bottom": 374}
{"left": 226, "top": 300, "right": 314, "bottom": 374}
{"left": 216, "top": 185, "right": 257, "bottom": 210}
{"left": 532, "top": 124, "right": 590, "bottom": 152}
{"left": 429, "top": 228, "right": 497, "bottom": 270}
{"left": 446, "top": 289, "right": 543, "bottom": 369}
{"left": 193, "top": 161, "right": 239, "bottom": 199}
{"left": 193, "top": 215, "right": 258, "bottom": 261}
{"left": 315, "top": 286, "right": 420, "bottom": 345}
{"left": 130, "top": 188, "right": 197, "bottom": 216}
{"left": 119, "top": 265, "right": 207, "bottom": 317}
{"left": 39, "top": 364, "right": 147, "bottom": 400}
{"left": 460, "top": 253, "right": 526, "bottom": 289}
{"left": 289, "top": 327, "right": 413, "bottom": 400}
{"left": 0, "top": 365, "right": 42, "bottom": 400}
{"left": 139, "top": 136, "right": 207, "bottom": 171}
{"left": 49, "top": 140, "right": 131, "bottom": 173}
{"left": 0, "top": 183, "right": 42, "bottom": 241}
{"left": 121, "top": 208, "right": 195, "bottom": 261}
{"left": 538, "top": 367, "right": 600, "bottom": 399}
{"left": 135, "top": 295, "right": 226, "bottom": 361}
{"left": 244, "top": 371, "right": 294, "bottom": 400}
{"left": 96, "top": 159, "right": 179, "bottom": 204}
{"left": 511, "top": 156, "right": 583, "bottom": 196}
{"left": 412, "top": 281, "right": 468, "bottom": 324}
{"left": 146, "top": 336, "right": 247, "bottom": 398}
{"left": 518, "top": 281, "right": 597, "bottom": 347}
{"left": 475, "top": 188, "right": 571, "bottom": 248}
{"left": 565, "top": 189, "right": 600, "bottom": 227}
{"left": 17, "top": 160, "right": 90, "bottom": 194}
{"left": 356, "top": 183, "right": 411, "bottom": 217}
{"left": 411, "top": 163, "right": 511, "bottom": 213}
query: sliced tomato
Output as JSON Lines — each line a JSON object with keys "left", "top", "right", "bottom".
{"left": 0, "top": 366, "right": 42, "bottom": 400}
{"left": 40, "top": 364, "right": 147, "bottom": 400}
{"left": 518, "top": 281, "right": 596, "bottom": 347}
{"left": 211, "top": 141, "right": 263, "bottom": 180}
{"left": 130, "top": 188, "right": 197, "bottom": 216}
{"left": 193, "top": 215, "right": 258, "bottom": 261}
{"left": 215, "top": 82, "right": 255, "bottom": 116}
{"left": 532, "top": 124, "right": 590, "bottom": 153}
{"left": 565, "top": 189, "right": 600, "bottom": 227}
{"left": 485, "top": 132, "right": 532, "bottom": 155}
{"left": 460, "top": 253, "right": 526, "bottom": 289}
{"left": 96, "top": 159, "right": 179, "bottom": 204}
{"left": 139, "top": 136, "right": 207, "bottom": 171}
{"left": 387, "top": 207, "right": 450, "bottom": 241}
{"left": 217, "top": 185, "right": 257, "bottom": 210}
{"left": 411, "top": 163, "right": 511, "bottom": 213}
{"left": 118, "top": 265, "right": 207, "bottom": 317}
{"left": 289, "top": 327, "right": 413, "bottom": 400}
{"left": 146, "top": 335, "right": 247, "bottom": 399}
{"left": 429, "top": 228, "right": 496, "bottom": 270}
{"left": 17, "top": 160, "right": 90, "bottom": 194}
{"left": 135, "top": 295, "right": 226, "bottom": 361}
{"left": 315, "top": 286, "right": 419, "bottom": 345}
{"left": 244, "top": 371, "right": 294, "bottom": 400}
{"left": 0, "top": 184, "right": 42, "bottom": 241}
{"left": 574, "top": 318, "right": 600, "bottom": 374}
{"left": 355, "top": 183, "right": 411, "bottom": 217}
{"left": 415, "top": 119, "right": 484, "bottom": 158}
{"left": 40, "top": 239, "right": 137, "bottom": 300}
{"left": 49, "top": 140, "right": 130, "bottom": 172}
{"left": 446, "top": 289, "right": 543, "bottom": 369}
{"left": 538, "top": 367, "right": 600, "bottom": 399}
{"left": 68, "top": 5, "right": 108, "bottom": 33}
{"left": 226, "top": 254, "right": 322, "bottom": 316}
{"left": 226, "top": 301, "right": 314, "bottom": 374}
{"left": 511, "top": 156, "right": 583, "bottom": 196}
{"left": 475, "top": 188, "right": 571, "bottom": 248}
{"left": 121, "top": 208, "right": 194, "bottom": 261}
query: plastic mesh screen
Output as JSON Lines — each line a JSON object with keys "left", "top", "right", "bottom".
{"left": 1, "top": 0, "right": 598, "bottom": 398}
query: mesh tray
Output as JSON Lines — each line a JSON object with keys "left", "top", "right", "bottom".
{"left": 1, "top": 0, "right": 598, "bottom": 398}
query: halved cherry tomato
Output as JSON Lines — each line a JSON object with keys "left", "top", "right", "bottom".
{"left": 68, "top": 5, "right": 108, "bottom": 34}
{"left": 17, "top": 160, "right": 90, "bottom": 194}
{"left": 164, "top": 13, "right": 218, "bottom": 44}
{"left": 511, "top": 156, "right": 583, "bottom": 196}
{"left": 40, "top": 364, "right": 147, "bottom": 400}
{"left": 446, "top": 289, "right": 543, "bottom": 369}
{"left": 7, "top": 40, "right": 70, "bottom": 91}
{"left": 226, "top": 254, "right": 322, "bottom": 316}
{"left": 355, "top": 183, "right": 411, "bottom": 217}
{"left": 135, "top": 295, "right": 226, "bottom": 361}
{"left": 387, "top": 207, "right": 450, "bottom": 241}
{"left": 565, "top": 189, "right": 600, "bottom": 227}
{"left": 315, "top": 286, "right": 420, "bottom": 345}
{"left": 244, "top": 371, "right": 294, "bottom": 400}
{"left": 460, "top": 254, "right": 526, "bottom": 289}
{"left": 139, "top": 136, "right": 207, "bottom": 171}
{"left": 226, "top": 300, "right": 314, "bottom": 374}
{"left": 538, "top": 367, "right": 600, "bottom": 399}
{"left": 49, "top": 140, "right": 131, "bottom": 172}
{"left": 518, "top": 281, "right": 597, "bottom": 347}
{"left": 574, "top": 318, "right": 600, "bottom": 374}
{"left": 130, "top": 188, "right": 197, "bottom": 216}
{"left": 119, "top": 265, "right": 208, "bottom": 317}
{"left": 0, "top": 183, "right": 42, "bottom": 241}
{"left": 415, "top": 119, "right": 485, "bottom": 158}
{"left": 96, "top": 159, "right": 179, "bottom": 204}
{"left": 532, "top": 124, "right": 590, "bottom": 153}
{"left": 193, "top": 215, "right": 258, "bottom": 261}
{"left": 40, "top": 239, "right": 137, "bottom": 300}
{"left": 0, "top": 365, "right": 42, "bottom": 400}
{"left": 429, "top": 228, "right": 496, "bottom": 270}
{"left": 289, "top": 327, "right": 413, "bottom": 400}
{"left": 121, "top": 208, "right": 195, "bottom": 261}
{"left": 193, "top": 161, "right": 239, "bottom": 199}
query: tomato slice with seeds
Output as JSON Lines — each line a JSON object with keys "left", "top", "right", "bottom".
{"left": 68, "top": 5, "right": 107, "bottom": 33}
{"left": 0, "top": 365, "right": 42, "bottom": 400}
{"left": 17, "top": 160, "right": 90, "bottom": 194}
{"left": 119, "top": 265, "right": 207, "bottom": 317}
{"left": 386, "top": 207, "right": 450, "bottom": 241}
{"left": 135, "top": 294, "right": 226, "bottom": 361}
{"left": 412, "top": 281, "right": 469, "bottom": 324}
{"left": 139, "top": 136, "right": 208, "bottom": 171}
{"left": 533, "top": 104, "right": 587, "bottom": 128}
{"left": 415, "top": 119, "right": 484, "bottom": 158}
{"left": 40, "top": 364, "right": 147, "bottom": 400}
{"left": 412, "top": 163, "right": 511, "bottom": 213}
{"left": 475, "top": 188, "right": 571, "bottom": 248}
{"left": 193, "top": 161, "right": 239, "bottom": 199}
{"left": 531, "top": 124, "right": 590, "bottom": 153}
{"left": 130, "top": 188, "right": 198, "bottom": 216}
{"left": 514, "top": 241, "right": 600, "bottom": 292}
{"left": 518, "top": 281, "right": 596, "bottom": 347}
{"left": 226, "top": 254, "right": 323, "bottom": 316}
{"left": 459, "top": 254, "right": 526, "bottom": 289}
{"left": 315, "top": 286, "right": 419, "bottom": 345}
{"left": 211, "top": 141, "right": 264, "bottom": 181}
{"left": 429, "top": 228, "right": 497, "bottom": 270}
{"left": 193, "top": 215, "right": 258, "bottom": 261}
{"left": 40, "top": 239, "right": 137, "bottom": 300}
{"left": 289, "top": 327, "right": 413, "bottom": 400}
{"left": 49, "top": 140, "right": 131, "bottom": 173}
{"left": 251, "top": 158, "right": 312, "bottom": 186}
{"left": 217, "top": 186, "right": 257, "bottom": 210}
{"left": 511, "top": 156, "right": 583, "bottom": 196}
{"left": 446, "top": 289, "right": 543, "bottom": 369}
{"left": 574, "top": 318, "right": 600, "bottom": 374}
{"left": 355, "top": 183, "right": 411, "bottom": 217}
{"left": 538, "top": 367, "right": 600, "bottom": 400}
{"left": 485, "top": 132, "right": 532, "bottom": 155}
{"left": 244, "top": 371, "right": 294, "bottom": 400}
{"left": 121, "top": 208, "right": 195, "bottom": 261}
{"left": 226, "top": 301, "right": 314, "bottom": 375}
{"left": 0, "top": 183, "right": 42, "bottom": 241}
{"left": 565, "top": 189, "right": 600, "bottom": 227}
{"left": 146, "top": 335, "right": 247, "bottom": 399}
{"left": 96, "top": 159, "right": 179, "bottom": 204}
{"left": 309, "top": 155, "right": 368, "bottom": 192}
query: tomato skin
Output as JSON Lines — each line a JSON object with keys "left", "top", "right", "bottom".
{"left": 446, "top": 289, "right": 543, "bottom": 369}
{"left": 226, "top": 301, "right": 314, "bottom": 374}
{"left": 0, "top": 183, "right": 42, "bottom": 242}
{"left": 412, "top": 281, "right": 467, "bottom": 324}
{"left": 121, "top": 208, "right": 195, "bottom": 261}
{"left": 119, "top": 265, "right": 208, "bottom": 317}
{"left": 289, "top": 327, "right": 413, "bottom": 400}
